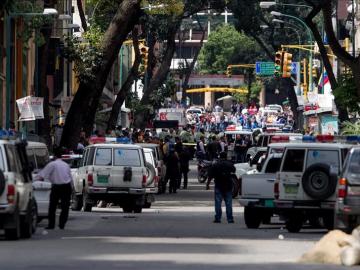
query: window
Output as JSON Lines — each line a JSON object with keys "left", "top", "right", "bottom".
{"left": 63, "top": 158, "right": 82, "bottom": 169}
{"left": 265, "top": 158, "right": 282, "bottom": 173}
{"left": 80, "top": 149, "right": 88, "bottom": 167}
{"left": 34, "top": 148, "right": 49, "bottom": 169}
{"left": 114, "top": 149, "right": 141, "bottom": 167}
{"left": 26, "top": 148, "right": 36, "bottom": 169}
{"left": 86, "top": 148, "right": 95, "bottom": 165}
{"left": 144, "top": 152, "right": 155, "bottom": 167}
{"left": 0, "top": 148, "right": 5, "bottom": 171}
{"left": 5, "top": 145, "right": 18, "bottom": 172}
{"left": 262, "top": 136, "right": 270, "bottom": 147}
{"left": 306, "top": 150, "right": 339, "bottom": 172}
{"left": 282, "top": 149, "right": 305, "bottom": 172}
{"left": 251, "top": 151, "right": 266, "bottom": 166}
{"left": 348, "top": 151, "right": 360, "bottom": 175}
{"left": 94, "top": 148, "right": 112, "bottom": 166}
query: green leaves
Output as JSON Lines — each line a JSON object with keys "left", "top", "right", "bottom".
{"left": 333, "top": 73, "right": 360, "bottom": 115}
{"left": 198, "top": 24, "right": 263, "bottom": 74}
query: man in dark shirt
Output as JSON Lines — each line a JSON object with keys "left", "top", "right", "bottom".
{"left": 234, "top": 134, "right": 245, "bottom": 163}
{"left": 206, "top": 152, "right": 236, "bottom": 223}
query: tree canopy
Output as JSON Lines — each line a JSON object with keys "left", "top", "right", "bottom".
{"left": 198, "top": 24, "right": 266, "bottom": 74}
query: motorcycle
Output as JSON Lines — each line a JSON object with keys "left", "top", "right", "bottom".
{"left": 197, "top": 159, "right": 214, "bottom": 183}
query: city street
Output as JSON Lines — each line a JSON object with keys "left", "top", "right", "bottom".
{"left": 0, "top": 163, "right": 350, "bottom": 270}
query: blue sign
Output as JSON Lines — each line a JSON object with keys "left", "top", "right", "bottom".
{"left": 291, "top": 62, "right": 299, "bottom": 75}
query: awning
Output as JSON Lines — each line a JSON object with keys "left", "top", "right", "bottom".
{"left": 186, "top": 87, "right": 248, "bottom": 94}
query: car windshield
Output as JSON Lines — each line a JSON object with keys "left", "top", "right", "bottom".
{"left": 63, "top": 158, "right": 82, "bottom": 169}
{"left": 113, "top": 149, "right": 141, "bottom": 167}
{"left": 347, "top": 151, "right": 360, "bottom": 183}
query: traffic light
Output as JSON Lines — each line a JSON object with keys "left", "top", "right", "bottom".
{"left": 226, "top": 66, "right": 232, "bottom": 77}
{"left": 282, "top": 52, "right": 292, "bottom": 78}
{"left": 139, "top": 42, "right": 149, "bottom": 76}
{"left": 309, "top": 64, "right": 317, "bottom": 78}
{"left": 274, "top": 51, "right": 283, "bottom": 77}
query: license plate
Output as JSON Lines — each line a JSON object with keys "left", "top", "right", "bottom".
{"left": 97, "top": 175, "right": 109, "bottom": 183}
{"left": 264, "top": 200, "right": 274, "bottom": 208}
{"left": 285, "top": 185, "right": 298, "bottom": 194}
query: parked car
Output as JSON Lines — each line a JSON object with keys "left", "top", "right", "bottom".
{"left": 143, "top": 148, "right": 159, "bottom": 208}
{"left": 239, "top": 143, "right": 285, "bottom": 228}
{"left": 335, "top": 146, "right": 360, "bottom": 232}
{"left": 0, "top": 140, "right": 37, "bottom": 240}
{"left": 27, "top": 142, "right": 51, "bottom": 221}
{"left": 73, "top": 143, "right": 152, "bottom": 213}
{"left": 274, "top": 138, "right": 351, "bottom": 233}
{"left": 246, "top": 132, "right": 302, "bottom": 162}
{"left": 136, "top": 143, "right": 166, "bottom": 193}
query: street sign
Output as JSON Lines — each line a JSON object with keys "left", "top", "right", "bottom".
{"left": 255, "top": 62, "right": 275, "bottom": 76}
{"left": 291, "top": 62, "right": 299, "bottom": 75}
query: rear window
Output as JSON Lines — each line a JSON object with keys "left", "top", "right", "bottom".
{"left": 26, "top": 148, "right": 36, "bottom": 169}
{"left": 282, "top": 149, "right": 305, "bottom": 172}
{"left": 34, "top": 148, "right": 49, "bottom": 169}
{"left": 94, "top": 148, "right": 112, "bottom": 166}
{"left": 144, "top": 152, "right": 155, "bottom": 167}
{"left": 0, "top": 148, "right": 5, "bottom": 171}
{"left": 348, "top": 151, "right": 360, "bottom": 178}
{"left": 306, "top": 150, "right": 339, "bottom": 172}
{"left": 113, "top": 149, "right": 141, "bottom": 167}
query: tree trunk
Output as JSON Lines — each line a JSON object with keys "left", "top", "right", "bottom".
{"left": 77, "top": 0, "right": 88, "bottom": 32}
{"left": 281, "top": 78, "right": 299, "bottom": 130}
{"left": 107, "top": 28, "right": 141, "bottom": 130}
{"left": 60, "top": 0, "right": 142, "bottom": 149}
{"left": 133, "top": 20, "right": 182, "bottom": 127}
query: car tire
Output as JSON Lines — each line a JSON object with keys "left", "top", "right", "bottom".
{"left": 145, "top": 162, "right": 156, "bottom": 186}
{"left": 0, "top": 170, "right": 5, "bottom": 196}
{"left": 143, "top": 202, "right": 152, "bottom": 208}
{"left": 322, "top": 213, "right": 334, "bottom": 231}
{"left": 71, "top": 193, "right": 83, "bottom": 211}
{"left": 82, "top": 192, "right": 92, "bottom": 212}
{"left": 133, "top": 205, "right": 142, "bottom": 213}
{"left": 5, "top": 209, "right": 21, "bottom": 240}
{"left": 285, "top": 215, "right": 303, "bottom": 233}
{"left": 302, "top": 163, "right": 337, "bottom": 200}
{"left": 244, "top": 207, "right": 262, "bottom": 229}
{"left": 20, "top": 200, "right": 37, "bottom": 238}
{"left": 231, "top": 175, "right": 240, "bottom": 198}
{"left": 122, "top": 206, "right": 133, "bottom": 213}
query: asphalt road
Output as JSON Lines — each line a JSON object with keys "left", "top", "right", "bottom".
{"left": 0, "top": 163, "right": 353, "bottom": 270}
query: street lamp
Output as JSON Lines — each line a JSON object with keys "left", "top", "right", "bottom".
{"left": 260, "top": 1, "right": 311, "bottom": 9}
{"left": 259, "top": 1, "right": 276, "bottom": 8}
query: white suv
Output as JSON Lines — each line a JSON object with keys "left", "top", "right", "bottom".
{"left": 0, "top": 140, "right": 37, "bottom": 240}
{"left": 274, "top": 141, "right": 351, "bottom": 232}
{"left": 73, "top": 143, "right": 150, "bottom": 213}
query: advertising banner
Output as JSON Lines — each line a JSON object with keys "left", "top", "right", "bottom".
{"left": 321, "top": 115, "right": 339, "bottom": 135}
{"left": 16, "top": 96, "right": 44, "bottom": 121}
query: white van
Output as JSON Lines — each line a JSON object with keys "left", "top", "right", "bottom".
{"left": 73, "top": 144, "right": 151, "bottom": 213}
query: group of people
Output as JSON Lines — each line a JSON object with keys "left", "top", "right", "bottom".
{"left": 185, "top": 101, "right": 294, "bottom": 134}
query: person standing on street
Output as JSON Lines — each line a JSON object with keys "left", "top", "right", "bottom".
{"left": 37, "top": 147, "right": 73, "bottom": 229}
{"left": 164, "top": 145, "right": 180, "bottom": 194}
{"left": 206, "top": 152, "right": 236, "bottom": 223}
{"left": 175, "top": 142, "right": 191, "bottom": 189}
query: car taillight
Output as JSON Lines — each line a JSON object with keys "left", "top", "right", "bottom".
{"left": 88, "top": 173, "right": 94, "bottom": 186}
{"left": 142, "top": 175, "right": 147, "bottom": 187}
{"left": 274, "top": 182, "right": 279, "bottom": 200}
{"left": 338, "top": 177, "right": 347, "bottom": 199}
{"left": 7, "top": 184, "right": 15, "bottom": 204}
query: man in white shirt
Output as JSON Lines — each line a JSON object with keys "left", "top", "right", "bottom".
{"left": 37, "top": 148, "right": 72, "bottom": 230}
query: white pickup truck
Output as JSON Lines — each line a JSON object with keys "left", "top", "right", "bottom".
{"left": 239, "top": 144, "right": 285, "bottom": 229}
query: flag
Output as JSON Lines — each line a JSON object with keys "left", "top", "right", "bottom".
{"left": 318, "top": 71, "right": 331, "bottom": 95}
